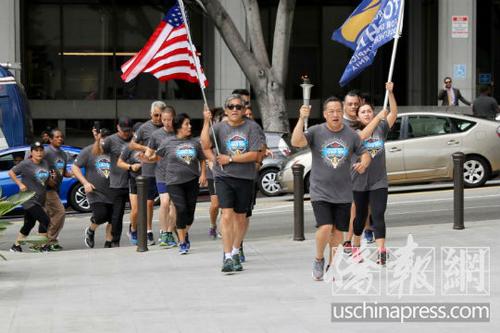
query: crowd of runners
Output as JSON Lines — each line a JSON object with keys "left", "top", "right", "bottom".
{"left": 8, "top": 83, "right": 397, "bottom": 278}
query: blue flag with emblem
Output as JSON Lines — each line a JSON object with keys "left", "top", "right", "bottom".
{"left": 332, "top": 0, "right": 404, "bottom": 87}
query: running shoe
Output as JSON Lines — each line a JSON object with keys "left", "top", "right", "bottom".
{"left": 130, "top": 231, "right": 138, "bottom": 246}
{"left": 312, "top": 258, "right": 325, "bottom": 281}
{"left": 40, "top": 244, "right": 53, "bottom": 252}
{"left": 179, "top": 242, "right": 188, "bottom": 255}
{"left": 208, "top": 226, "right": 217, "bottom": 240}
{"left": 221, "top": 258, "right": 235, "bottom": 273}
{"left": 185, "top": 233, "right": 190, "bottom": 250}
{"left": 232, "top": 253, "right": 243, "bottom": 271}
{"left": 377, "top": 248, "right": 388, "bottom": 266}
{"left": 10, "top": 244, "right": 22, "bottom": 253}
{"left": 165, "top": 232, "right": 177, "bottom": 248}
{"left": 364, "top": 229, "right": 375, "bottom": 244}
{"left": 84, "top": 227, "right": 95, "bottom": 248}
{"left": 147, "top": 232, "right": 155, "bottom": 246}
{"left": 352, "top": 247, "right": 364, "bottom": 263}
{"left": 159, "top": 231, "right": 168, "bottom": 247}
{"left": 49, "top": 242, "right": 63, "bottom": 251}
{"left": 343, "top": 241, "right": 353, "bottom": 255}
{"left": 104, "top": 241, "right": 112, "bottom": 248}
{"left": 239, "top": 245, "right": 246, "bottom": 263}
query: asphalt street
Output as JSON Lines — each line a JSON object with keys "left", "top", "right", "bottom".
{"left": 1, "top": 184, "right": 499, "bottom": 252}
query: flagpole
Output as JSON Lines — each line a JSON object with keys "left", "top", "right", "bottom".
{"left": 177, "top": 0, "right": 222, "bottom": 159}
{"left": 382, "top": 0, "right": 405, "bottom": 110}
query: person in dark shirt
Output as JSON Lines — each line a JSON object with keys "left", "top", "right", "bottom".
{"left": 9, "top": 142, "right": 51, "bottom": 252}
{"left": 472, "top": 85, "right": 500, "bottom": 121}
{"left": 73, "top": 128, "right": 113, "bottom": 249}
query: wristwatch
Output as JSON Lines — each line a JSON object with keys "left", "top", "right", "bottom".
{"left": 128, "top": 164, "right": 132, "bottom": 171}
{"left": 229, "top": 156, "right": 233, "bottom": 163}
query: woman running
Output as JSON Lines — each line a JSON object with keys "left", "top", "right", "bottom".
{"left": 117, "top": 122, "right": 142, "bottom": 245}
{"left": 351, "top": 82, "right": 398, "bottom": 265}
{"left": 156, "top": 113, "right": 206, "bottom": 254}
{"left": 9, "top": 142, "right": 51, "bottom": 252}
{"left": 72, "top": 128, "right": 114, "bottom": 248}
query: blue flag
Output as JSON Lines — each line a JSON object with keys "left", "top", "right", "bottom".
{"left": 332, "top": 0, "right": 403, "bottom": 87}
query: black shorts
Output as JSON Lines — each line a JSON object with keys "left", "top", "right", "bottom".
{"left": 90, "top": 202, "right": 113, "bottom": 225}
{"left": 246, "top": 181, "right": 258, "bottom": 218}
{"left": 311, "top": 201, "right": 351, "bottom": 231}
{"left": 215, "top": 177, "right": 254, "bottom": 214}
{"left": 129, "top": 177, "right": 158, "bottom": 200}
{"left": 207, "top": 178, "right": 216, "bottom": 196}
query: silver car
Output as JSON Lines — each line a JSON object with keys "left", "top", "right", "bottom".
{"left": 279, "top": 112, "right": 500, "bottom": 192}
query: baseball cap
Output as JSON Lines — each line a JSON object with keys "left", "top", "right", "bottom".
{"left": 118, "top": 117, "right": 132, "bottom": 131}
{"left": 30, "top": 141, "right": 44, "bottom": 151}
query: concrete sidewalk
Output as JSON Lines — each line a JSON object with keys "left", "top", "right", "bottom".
{"left": 0, "top": 219, "right": 498, "bottom": 333}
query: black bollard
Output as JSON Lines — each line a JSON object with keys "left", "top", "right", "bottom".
{"left": 293, "top": 164, "right": 305, "bottom": 241}
{"left": 136, "top": 176, "right": 149, "bottom": 252}
{"left": 452, "top": 152, "right": 465, "bottom": 230}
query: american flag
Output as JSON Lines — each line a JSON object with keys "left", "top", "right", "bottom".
{"left": 120, "top": 4, "right": 208, "bottom": 88}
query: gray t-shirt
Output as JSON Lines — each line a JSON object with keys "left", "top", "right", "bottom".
{"left": 44, "top": 144, "right": 68, "bottom": 190}
{"left": 205, "top": 148, "right": 215, "bottom": 180}
{"left": 210, "top": 120, "right": 261, "bottom": 180}
{"left": 156, "top": 137, "right": 205, "bottom": 186}
{"left": 343, "top": 117, "right": 356, "bottom": 128}
{"left": 473, "top": 95, "right": 499, "bottom": 120}
{"left": 74, "top": 145, "right": 112, "bottom": 204}
{"left": 103, "top": 133, "right": 131, "bottom": 189}
{"left": 305, "top": 123, "right": 366, "bottom": 203}
{"left": 120, "top": 146, "right": 142, "bottom": 179}
{"left": 352, "top": 121, "right": 389, "bottom": 191}
{"left": 133, "top": 120, "right": 162, "bottom": 177}
{"left": 148, "top": 127, "right": 175, "bottom": 182}
{"left": 12, "top": 159, "right": 50, "bottom": 208}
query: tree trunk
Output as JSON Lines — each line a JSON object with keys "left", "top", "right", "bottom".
{"left": 255, "top": 72, "right": 289, "bottom": 132}
{"left": 196, "top": 0, "right": 294, "bottom": 133}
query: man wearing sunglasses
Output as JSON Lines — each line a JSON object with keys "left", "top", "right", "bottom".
{"left": 438, "top": 76, "right": 471, "bottom": 106}
{"left": 201, "top": 94, "right": 263, "bottom": 274}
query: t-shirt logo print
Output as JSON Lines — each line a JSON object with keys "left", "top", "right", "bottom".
{"left": 55, "top": 158, "right": 65, "bottom": 175}
{"left": 176, "top": 144, "right": 196, "bottom": 165}
{"left": 225, "top": 134, "right": 248, "bottom": 156}
{"left": 321, "top": 139, "right": 349, "bottom": 169}
{"left": 364, "top": 136, "right": 384, "bottom": 158}
{"left": 36, "top": 168, "right": 50, "bottom": 185}
{"left": 95, "top": 155, "right": 111, "bottom": 179}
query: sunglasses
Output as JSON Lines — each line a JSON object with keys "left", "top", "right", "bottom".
{"left": 445, "top": 81, "right": 451, "bottom": 84}
{"left": 227, "top": 104, "right": 244, "bottom": 111}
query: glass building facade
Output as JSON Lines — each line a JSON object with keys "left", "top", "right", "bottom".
{"left": 7, "top": 0, "right": 496, "bottom": 142}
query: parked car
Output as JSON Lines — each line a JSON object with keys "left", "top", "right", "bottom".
{"left": 257, "top": 131, "right": 295, "bottom": 196}
{"left": 279, "top": 112, "right": 500, "bottom": 192}
{"left": 0, "top": 145, "right": 90, "bottom": 212}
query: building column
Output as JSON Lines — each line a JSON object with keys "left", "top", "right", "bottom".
{"left": 0, "top": 0, "right": 21, "bottom": 79}
{"left": 438, "top": 0, "right": 476, "bottom": 103}
{"left": 214, "top": 0, "right": 248, "bottom": 107}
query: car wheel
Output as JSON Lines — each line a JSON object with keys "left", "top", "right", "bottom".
{"left": 463, "top": 156, "right": 490, "bottom": 188}
{"left": 69, "top": 183, "right": 91, "bottom": 212}
{"left": 258, "top": 168, "right": 282, "bottom": 196}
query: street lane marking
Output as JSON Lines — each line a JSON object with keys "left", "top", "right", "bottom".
{"left": 388, "top": 193, "right": 500, "bottom": 205}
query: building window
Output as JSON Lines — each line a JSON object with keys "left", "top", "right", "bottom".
{"left": 23, "top": 0, "right": 205, "bottom": 101}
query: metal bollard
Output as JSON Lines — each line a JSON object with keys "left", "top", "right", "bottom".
{"left": 292, "top": 164, "right": 305, "bottom": 241}
{"left": 452, "top": 152, "right": 465, "bottom": 230}
{"left": 136, "top": 176, "right": 149, "bottom": 252}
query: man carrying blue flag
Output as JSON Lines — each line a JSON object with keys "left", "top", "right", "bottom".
{"left": 332, "top": 0, "right": 404, "bottom": 87}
